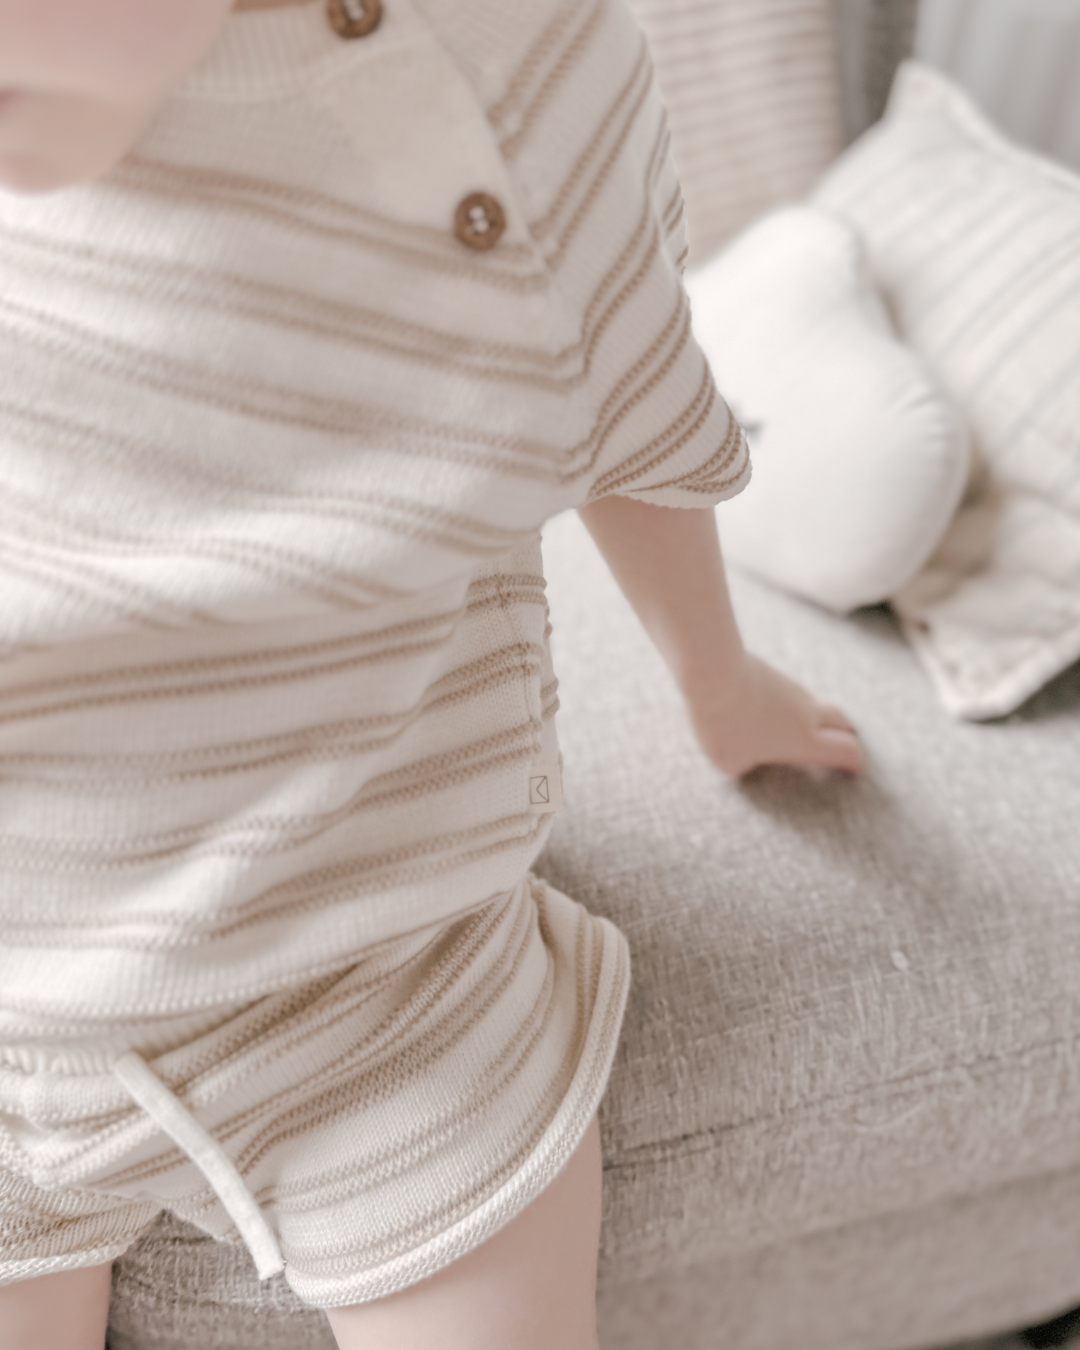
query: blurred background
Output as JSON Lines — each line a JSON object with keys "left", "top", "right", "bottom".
{"left": 629, "top": 0, "right": 1080, "bottom": 265}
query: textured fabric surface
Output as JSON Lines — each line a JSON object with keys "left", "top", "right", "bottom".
{"left": 814, "top": 62, "right": 1080, "bottom": 719}
{"left": 0, "top": 0, "right": 746, "bottom": 1019}
{"left": 108, "top": 1212, "right": 336, "bottom": 1350}
{"left": 2, "top": 880, "right": 627, "bottom": 1305}
{"left": 916, "top": 0, "right": 1080, "bottom": 172}
{"left": 108, "top": 513, "right": 1080, "bottom": 1347}
{"left": 627, "top": 0, "right": 844, "bottom": 262}
{"left": 686, "top": 204, "right": 969, "bottom": 611}
{"left": 595, "top": 1167, "right": 1080, "bottom": 1350}
{"left": 540, "top": 509, "right": 1080, "bottom": 1281}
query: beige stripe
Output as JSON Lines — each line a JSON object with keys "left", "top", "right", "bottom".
{"left": 487, "top": 0, "right": 584, "bottom": 131}
{"left": 546, "top": 81, "right": 666, "bottom": 268}
{"left": 2, "top": 819, "right": 550, "bottom": 954}
{"left": 97, "top": 896, "right": 525, "bottom": 1189}
{"left": 0, "top": 480, "right": 520, "bottom": 593}
{"left": 287, "top": 897, "right": 599, "bottom": 1269}
{"left": 0, "top": 647, "right": 545, "bottom": 791}
{"left": 529, "top": 43, "right": 652, "bottom": 241}
{"left": 111, "top": 158, "right": 544, "bottom": 287}
{"left": 0, "top": 547, "right": 178, "bottom": 632}
{"left": 0, "top": 508, "right": 387, "bottom": 614}
{"left": 0, "top": 579, "right": 545, "bottom": 717}
{"left": 592, "top": 368, "right": 745, "bottom": 498}
{"left": 1, "top": 141, "right": 690, "bottom": 489}
{"left": 498, "top": 0, "right": 607, "bottom": 159}
{"left": 0, "top": 722, "right": 542, "bottom": 873}
{"left": 0, "top": 401, "right": 525, "bottom": 568}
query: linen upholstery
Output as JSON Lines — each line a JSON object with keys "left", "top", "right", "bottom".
{"left": 540, "top": 511, "right": 1080, "bottom": 1286}
{"left": 595, "top": 1166, "right": 1080, "bottom": 1350}
{"left": 813, "top": 63, "right": 1080, "bottom": 720}
{"left": 108, "top": 512, "right": 1080, "bottom": 1349}
{"left": 627, "top": 0, "right": 844, "bottom": 261}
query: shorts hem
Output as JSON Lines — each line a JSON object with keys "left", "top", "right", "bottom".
{"left": 285, "top": 910, "right": 630, "bottom": 1309}
{"left": 0, "top": 1239, "right": 140, "bottom": 1287}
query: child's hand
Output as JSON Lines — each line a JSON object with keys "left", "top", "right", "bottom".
{"left": 684, "top": 651, "right": 865, "bottom": 778}
{"left": 577, "top": 495, "right": 865, "bottom": 780}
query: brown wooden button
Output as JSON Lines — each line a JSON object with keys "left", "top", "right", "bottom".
{"left": 454, "top": 192, "right": 506, "bottom": 251}
{"left": 327, "top": 0, "right": 382, "bottom": 39}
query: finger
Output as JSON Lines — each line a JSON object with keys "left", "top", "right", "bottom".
{"left": 809, "top": 726, "right": 865, "bottom": 775}
{"left": 816, "top": 703, "right": 858, "bottom": 734}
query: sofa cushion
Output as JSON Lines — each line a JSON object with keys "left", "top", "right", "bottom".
{"left": 594, "top": 1166, "right": 1080, "bottom": 1350}
{"left": 108, "top": 1216, "right": 333, "bottom": 1350}
{"left": 537, "top": 510, "right": 1080, "bottom": 1281}
{"left": 813, "top": 62, "right": 1080, "bottom": 719}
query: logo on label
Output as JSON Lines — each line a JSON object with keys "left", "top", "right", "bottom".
{"left": 527, "top": 763, "right": 562, "bottom": 814}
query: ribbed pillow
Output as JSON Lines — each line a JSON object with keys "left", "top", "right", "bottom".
{"left": 629, "top": 0, "right": 844, "bottom": 262}
{"left": 814, "top": 62, "right": 1080, "bottom": 719}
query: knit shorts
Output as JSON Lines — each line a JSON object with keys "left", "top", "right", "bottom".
{"left": 0, "top": 876, "right": 628, "bottom": 1308}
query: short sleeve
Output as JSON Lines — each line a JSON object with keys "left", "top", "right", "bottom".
{"left": 574, "top": 112, "right": 752, "bottom": 511}
{"left": 417, "top": 0, "right": 752, "bottom": 514}
{"left": 535, "top": 0, "right": 751, "bottom": 510}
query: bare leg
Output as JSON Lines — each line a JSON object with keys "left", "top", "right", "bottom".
{"left": 0, "top": 1264, "right": 112, "bottom": 1350}
{"left": 327, "top": 1117, "right": 603, "bottom": 1350}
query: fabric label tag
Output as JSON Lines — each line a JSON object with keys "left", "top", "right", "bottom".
{"left": 528, "top": 763, "right": 563, "bottom": 814}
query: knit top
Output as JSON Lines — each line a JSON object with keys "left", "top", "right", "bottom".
{"left": 0, "top": 0, "right": 748, "bottom": 1023}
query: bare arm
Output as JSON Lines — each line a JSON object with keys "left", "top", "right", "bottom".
{"left": 577, "top": 495, "right": 864, "bottom": 776}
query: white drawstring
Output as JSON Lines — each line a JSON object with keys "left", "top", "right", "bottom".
{"left": 113, "top": 1051, "right": 285, "bottom": 1281}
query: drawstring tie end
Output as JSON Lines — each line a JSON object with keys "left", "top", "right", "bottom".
{"left": 113, "top": 1051, "right": 285, "bottom": 1282}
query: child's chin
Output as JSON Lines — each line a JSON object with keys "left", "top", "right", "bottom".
{"left": 0, "top": 101, "right": 142, "bottom": 195}
{"left": 0, "top": 153, "right": 62, "bottom": 194}
{"left": 0, "top": 148, "right": 117, "bottom": 195}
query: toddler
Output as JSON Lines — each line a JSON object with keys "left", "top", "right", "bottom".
{"left": 0, "top": 0, "right": 863, "bottom": 1346}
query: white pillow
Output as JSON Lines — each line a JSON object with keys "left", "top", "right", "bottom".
{"left": 814, "top": 62, "right": 1080, "bottom": 719}
{"left": 686, "top": 205, "right": 969, "bottom": 613}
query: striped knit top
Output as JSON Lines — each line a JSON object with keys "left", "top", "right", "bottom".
{"left": 0, "top": 0, "right": 748, "bottom": 1022}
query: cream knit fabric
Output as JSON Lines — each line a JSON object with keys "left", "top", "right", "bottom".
{"left": 2, "top": 878, "right": 626, "bottom": 1304}
{"left": 0, "top": 0, "right": 746, "bottom": 1302}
